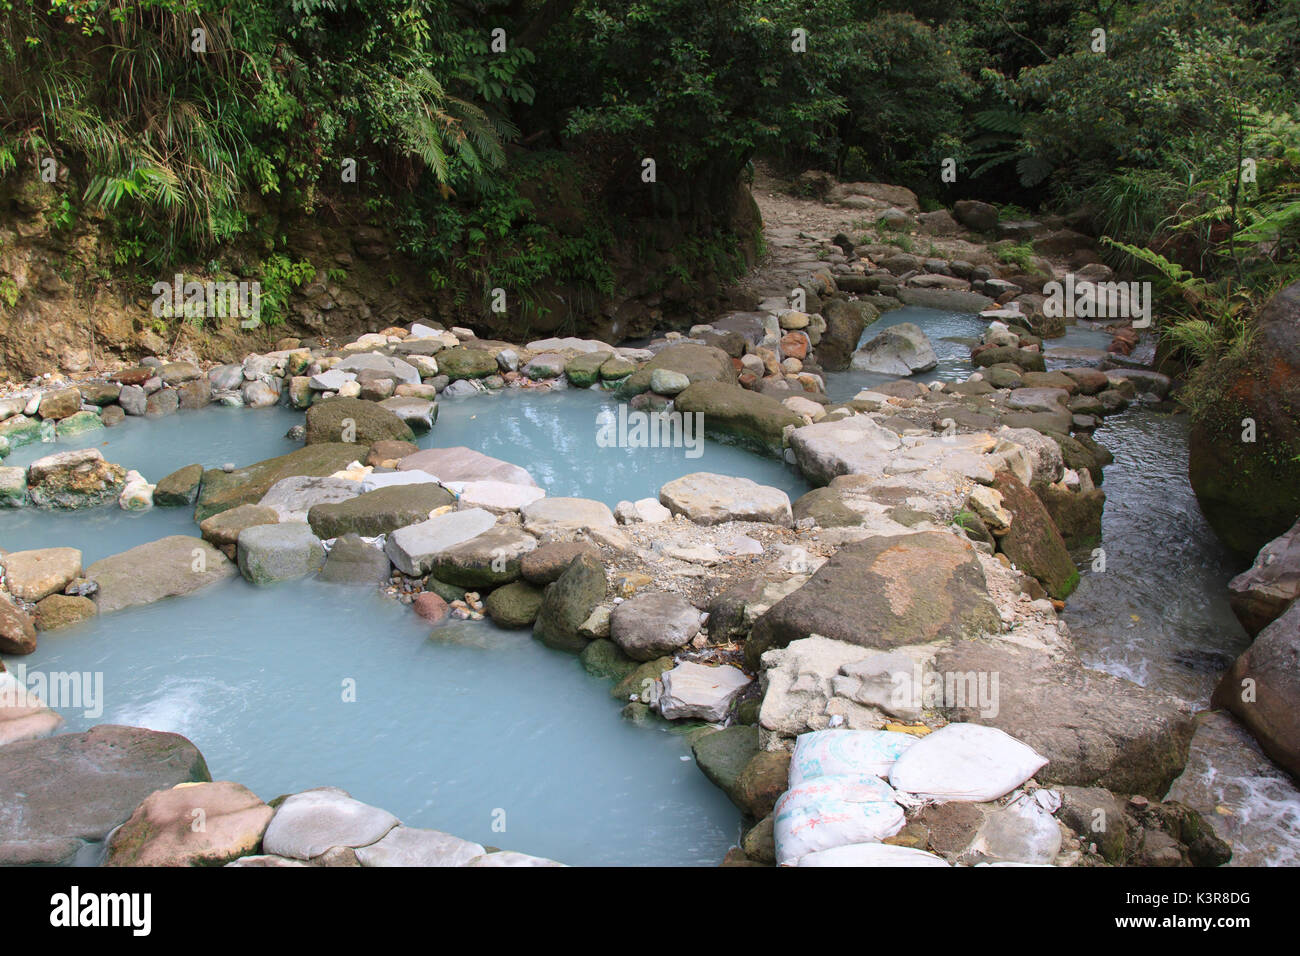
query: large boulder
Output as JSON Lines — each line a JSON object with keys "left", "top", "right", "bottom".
{"left": 617, "top": 343, "right": 736, "bottom": 398}
{"left": 1212, "top": 600, "right": 1300, "bottom": 779}
{"left": 746, "top": 532, "right": 1000, "bottom": 668}
{"left": 104, "top": 781, "right": 274, "bottom": 867}
{"left": 610, "top": 591, "right": 703, "bottom": 661}
{"left": 818, "top": 299, "right": 876, "bottom": 371}
{"left": 691, "top": 726, "right": 760, "bottom": 806}
{"left": 1227, "top": 518, "right": 1300, "bottom": 636}
{"left": 1188, "top": 281, "right": 1300, "bottom": 554}
{"left": 851, "top": 322, "right": 938, "bottom": 376}
{"left": 26, "top": 448, "right": 126, "bottom": 509}
{"left": 88, "top": 536, "right": 236, "bottom": 613}
{"left": 397, "top": 446, "right": 538, "bottom": 487}
{"left": 307, "top": 483, "right": 455, "bottom": 539}
{"left": 672, "top": 382, "right": 802, "bottom": 457}
{"left": 658, "top": 472, "right": 793, "bottom": 526}
{"left": 0, "top": 725, "right": 210, "bottom": 865}
{"left": 938, "top": 640, "right": 1197, "bottom": 798}
{"left": 992, "top": 471, "right": 1079, "bottom": 599}
{"left": 304, "top": 397, "right": 414, "bottom": 445}
{"left": 194, "top": 443, "right": 362, "bottom": 521}
{"left": 533, "top": 552, "right": 606, "bottom": 653}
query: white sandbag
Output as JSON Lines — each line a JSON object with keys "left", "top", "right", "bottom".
{"left": 797, "top": 843, "right": 950, "bottom": 867}
{"left": 788, "top": 729, "right": 919, "bottom": 787}
{"left": 774, "top": 774, "right": 905, "bottom": 865}
{"left": 888, "top": 723, "right": 1048, "bottom": 803}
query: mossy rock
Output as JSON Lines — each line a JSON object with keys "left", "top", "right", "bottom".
{"left": 672, "top": 381, "right": 802, "bottom": 457}
{"left": 304, "top": 397, "right": 413, "bottom": 446}
{"left": 438, "top": 347, "right": 497, "bottom": 380}
{"left": 484, "top": 580, "right": 545, "bottom": 628}
{"left": 194, "top": 443, "right": 363, "bottom": 522}
{"left": 615, "top": 343, "right": 736, "bottom": 399}
{"left": 993, "top": 471, "right": 1080, "bottom": 599}
{"left": 579, "top": 637, "right": 638, "bottom": 681}
{"left": 564, "top": 352, "right": 613, "bottom": 388}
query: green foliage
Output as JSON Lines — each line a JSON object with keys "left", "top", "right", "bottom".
{"left": 256, "top": 254, "right": 316, "bottom": 327}
{"left": 997, "top": 240, "right": 1036, "bottom": 270}
{"left": 0, "top": 274, "right": 17, "bottom": 307}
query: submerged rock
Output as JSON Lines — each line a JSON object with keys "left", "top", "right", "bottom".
{"left": 397, "top": 446, "right": 539, "bottom": 487}
{"left": 319, "top": 533, "right": 391, "bottom": 585}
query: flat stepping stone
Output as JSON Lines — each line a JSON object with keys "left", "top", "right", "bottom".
{"left": 307, "top": 483, "right": 455, "bottom": 539}
{"left": 88, "top": 536, "right": 236, "bottom": 614}
{"left": 2, "top": 547, "right": 82, "bottom": 601}
{"left": 385, "top": 508, "right": 497, "bottom": 575}
{"left": 521, "top": 497, "right": 615, "bottom": 535}
{"left": 258, "top": 476, "right": 364, "bottom": 523}
{"left": 659, "top": 473, "right": 793, "bottom": 527}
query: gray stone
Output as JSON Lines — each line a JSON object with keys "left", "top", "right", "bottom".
{"left": 261, "top": 787, "right": 399, "bottom": 861}
{"left": 88, "top": 536, "right": 236, "bottom": 613}
{"left": 384, "top": 508, "right": 497, "bottom": 576}
{"left": 851, "top": 322, "right": 938, "bottom": 376}
{"left": 611, "top": 591, "right": 703, "bottom": 661}
{"left": 355, "top": 826, "right": 485, "bottom": 867}
{"left": 659, "top": 472, "right": 793, "bottom": 527}
{"left": 521, "top": 497, "right": 616, "bottom": 535}
{"left": 336, "top": 352, "right": 420, "bottom": 386}
{"left": 319, "top": 533, "right": 392, "bottom": 585}
{"left": 533, "top": 552, "right": 606, "bottom": 653}
{"left": 659, "top": 662, "right": 752, "bottom": 721}
{"left": 237, "top": 522, "right": 326, "bottom": 584}
{"left": 258, "top": 476, "right": 364, "bottom": 523}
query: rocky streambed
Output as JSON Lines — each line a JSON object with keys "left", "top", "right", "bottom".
{"left": 1, "top": 177, "right": 1295, "bottom": 868}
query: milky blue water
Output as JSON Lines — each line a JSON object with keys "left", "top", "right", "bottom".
{"left": 16, "top": 577, "right": 739, "bottom": 866}
{"left": 4, "top": 386, "right": 809, "bottom": 866}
